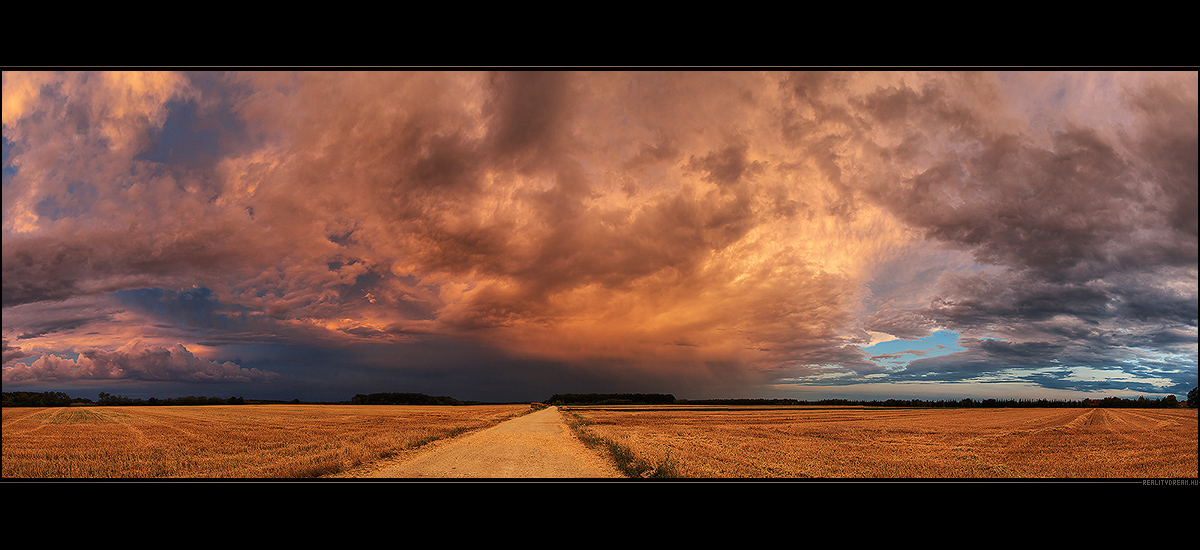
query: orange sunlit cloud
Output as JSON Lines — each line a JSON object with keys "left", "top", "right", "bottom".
{"left": 3, "top": 70, "right": 1195, "bottom": 402}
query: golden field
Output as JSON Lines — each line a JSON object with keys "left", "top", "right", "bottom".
{"left": 565, "top": 406, "right": 1199, "bottom": 478}
{"left": 2, "top": 404, "right": 529, "bottom": 478}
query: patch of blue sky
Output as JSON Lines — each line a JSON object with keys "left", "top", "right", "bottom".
{"left": 861, "top": 330, "right": 966, "bottom": 369}
{"left": 10, "top": 349, "right": 80, "bottom": 366}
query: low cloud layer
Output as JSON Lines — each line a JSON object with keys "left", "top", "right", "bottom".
{"left": 2, "top": 340, "right": 277, "bottom": 383}
{"left": 3, "top": 70, "right": 1195, "bottom": 400}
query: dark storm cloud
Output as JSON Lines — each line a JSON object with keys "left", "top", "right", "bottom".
{"left": 925, "top": 271, "right": 1115, "bottom": 327}
{"left": 1125, "top": 78, "right": 1199, "bottom": 239}
{"left": 1017, "top": 369, "right": 1172, "bottom": 395}
{"left": 891, "top": 330, "right": 1197, "bottom": 392}
{"left": 3, "top": 71, "right": 1194, "bottom": 400}
{"left": 864, "top": 308, "right": 939, "bottom": 341}
{"left": 14, "top": 315, "right": 104, "bottom": 340}
{"left": 485, "top": 71, "right": 574, "bottom": 168}
{"left": 836, "top": 72, "right": 1198, "bottom": 390}
{"left": 1, "top": 216, "right": 267, "bottom": 307}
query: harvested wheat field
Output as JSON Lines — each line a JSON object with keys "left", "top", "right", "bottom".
{"left": 565, "top": 406, "right": 1199, "bottom": 478}
{"left": 2, "top": 404, "right": 529, "bottom": 478}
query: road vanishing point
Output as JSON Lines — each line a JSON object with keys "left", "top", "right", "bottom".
{"left": 355, "top": 406, "right": 623, "bottom": 479}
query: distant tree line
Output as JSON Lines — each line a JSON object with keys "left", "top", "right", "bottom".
{"left": 2, "top": 391, "right": 89, "bottom": 407}
{"left": 6, "top": 388, "right": 1196, "bottom": 408}
{"left": 680, "top": 398, "right": 806, "bottom": 406}
{"left": 350, "top": 392, "right": 465, "bottom": 405}
{"left": 96, "top": 392, "right": 246, "bottom": 406}
{"left": 553, "top": 393, "right": 1197, "bottom": 409}
{"left": 1, "top": 391, "right": 246, "bottom": 407}
{"left": 682, "top": 395, "right": 1193, "bottom": 409}
{"left": 1074, "top": 395, "right": 1185, "bottom": 409}
{"left": 546, "top": 393, "right": 677, "bottom": 405}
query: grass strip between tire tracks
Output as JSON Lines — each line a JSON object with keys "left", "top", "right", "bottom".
{"left": 562, "top": 409, "right": 679, "bottom": 478}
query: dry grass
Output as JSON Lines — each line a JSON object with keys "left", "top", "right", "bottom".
{"left": 2, "top": 404, "right": 529, "bottom": 478}
{"left": 566, "top": 406, "right": 1199, "bottom": 478}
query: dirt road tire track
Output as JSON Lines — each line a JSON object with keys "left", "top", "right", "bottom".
{"left": 350, "top": 407, "right": 624, "bottom": 479}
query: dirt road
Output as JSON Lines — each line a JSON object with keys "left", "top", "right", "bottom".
{"left": 354, "top": 406, "right": 623, "bottom": 478}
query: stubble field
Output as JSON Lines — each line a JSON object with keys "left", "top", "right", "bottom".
{"left": 7, "top": 404, "right": 1196, "bottom": 479}
{"left": 2, "top": 404, "right": 529, "bottom": 478}
{"left": 566, "top": 406, "right": 1199, "bottom": 478}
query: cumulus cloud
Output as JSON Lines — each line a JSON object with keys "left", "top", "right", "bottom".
{"left": 835, "top": 72, "right": 1198, "bottom": 388}
{"left": 2, "top": 70, "right": 1195, "bottom": 399}
{"left": 2, "top": 340, "right": 277, "bottom": 383}
{"left": 3, "top": 339, "right": 31, "bottom": 364}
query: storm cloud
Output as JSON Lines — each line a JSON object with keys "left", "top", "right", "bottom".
{"left": 3, "top": 70, "right": 1195, "bottom": 401}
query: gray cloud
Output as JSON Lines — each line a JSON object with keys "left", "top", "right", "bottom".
{"left": 3, "top": 71, "right": 1195, "bottom": 400}
{"left": 3, "top": 341, "right": 278, "bottom": 383}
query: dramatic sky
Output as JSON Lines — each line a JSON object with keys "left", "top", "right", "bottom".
{"left": 3, "top": 70, "right": 1196, "bottom": 403}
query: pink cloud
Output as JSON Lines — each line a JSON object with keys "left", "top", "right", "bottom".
{"left": 2, "top": 341, "right": 277, "bottom": 383}
{"left": 3, "top": 71, "right": 1194, "bottom": 398}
